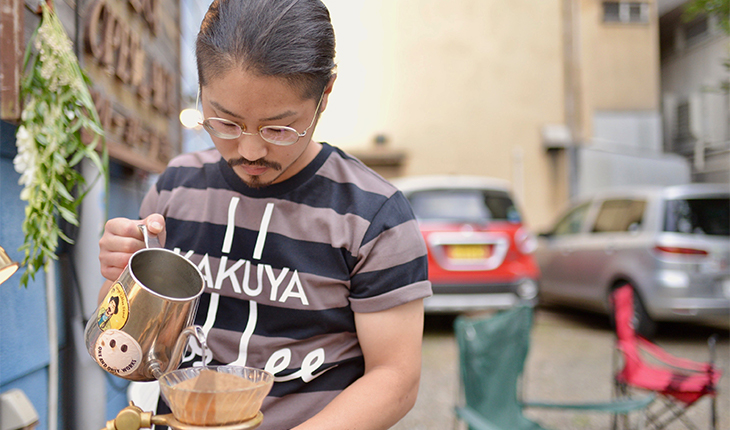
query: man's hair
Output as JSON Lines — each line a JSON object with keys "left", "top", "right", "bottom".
{"left": 196, "top": 0, "right": 336, "bottom": 99}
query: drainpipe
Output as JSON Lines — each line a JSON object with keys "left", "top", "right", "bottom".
{"left": 46, "top": 261, "right": 59, "bottom": 430}
{"left": 563, "top": 0, "right": 582, "bottom": 198}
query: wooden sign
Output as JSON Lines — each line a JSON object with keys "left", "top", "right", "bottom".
{"left": 83, "top": 0, "right": 180, "bottom": 172}
{"left": 0, "top": 0, "right": 23, "bottom": 121}
{"left": 1, "top": 0, "right": 180, "bottom": 172}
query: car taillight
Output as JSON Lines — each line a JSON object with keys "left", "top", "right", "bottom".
{"left": 654, "top": 245, "right": 708, "bottom": 256}
{"left": 514, "top": 228, "right": 537, "bottom": 254}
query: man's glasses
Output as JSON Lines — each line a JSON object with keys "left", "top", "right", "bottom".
{"left": 197, "top": 90, "right": 324, "bottom": 146}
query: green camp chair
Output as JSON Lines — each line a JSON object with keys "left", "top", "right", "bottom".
{"left": 454, "top": 305, "right": 655, "bottom": 430}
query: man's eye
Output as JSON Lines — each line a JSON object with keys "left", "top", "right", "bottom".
{"left": 207, "top": 119, "right": 236, "bottom": 128}
{"left": 217, "top": 121, "right": 239, "bottom": 130}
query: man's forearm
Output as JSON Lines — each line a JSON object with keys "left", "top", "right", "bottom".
{"left": 292, "top": 364, "right": 420, "bottom": 430}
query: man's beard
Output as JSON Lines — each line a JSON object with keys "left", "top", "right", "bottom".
{"left": 227, "top": 157, "right": 282, "bottom": 189}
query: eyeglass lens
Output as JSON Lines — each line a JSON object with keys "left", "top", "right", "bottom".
{"left": 203, "top": 118, "right": 300, "bottom": 145}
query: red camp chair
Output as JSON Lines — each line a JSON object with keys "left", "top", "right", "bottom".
{"left": 611, "top": 284, "right": 723, "bottom": 430}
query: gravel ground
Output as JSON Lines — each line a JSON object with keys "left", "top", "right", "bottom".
{"left": 392, "top": 306, "right": 729, "bottom": 430}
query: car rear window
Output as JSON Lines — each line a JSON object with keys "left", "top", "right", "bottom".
{"left": 406, "top": 189, "right": 521, "bottom": 223}
{"left": 664, "top": 197, "right": 730, "bottom": 236}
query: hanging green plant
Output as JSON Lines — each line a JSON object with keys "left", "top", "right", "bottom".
{"left": 13, "top": 2, "right": 108, "bottom": 287}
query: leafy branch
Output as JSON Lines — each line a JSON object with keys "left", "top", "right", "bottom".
{"left": 13, "top": 3, "right": 108, "bottom": 287}
{"left": 684, "top": 0, "right": 730, "bottom": 34}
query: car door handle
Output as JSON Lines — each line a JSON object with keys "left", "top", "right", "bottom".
{"left": 561, "top": 247, "right": 573, "bottom": 256}
{"left": 605, "top": 245, "right": 616, "bottom": 255}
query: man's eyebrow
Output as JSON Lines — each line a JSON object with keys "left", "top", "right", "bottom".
{"left": 209, "top": 100, "right": 297, "bottom": 122}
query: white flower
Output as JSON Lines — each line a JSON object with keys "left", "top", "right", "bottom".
{"left": 14, "top": 125, "right": 39, "bottom": 201}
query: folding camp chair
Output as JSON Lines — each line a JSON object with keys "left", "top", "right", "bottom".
{"left": 611, "top": 284, "right": 723, "bottom": 430}
{"left": 454, "top": 305, "right": 654, "bottom": 430}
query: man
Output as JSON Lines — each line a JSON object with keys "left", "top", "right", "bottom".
{"left": 98, "top": 1, "right": 431, "bottom": 429}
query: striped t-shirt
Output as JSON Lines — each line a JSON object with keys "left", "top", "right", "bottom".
{"left": 140, "top": 142, "right": 431, "bottom": 429}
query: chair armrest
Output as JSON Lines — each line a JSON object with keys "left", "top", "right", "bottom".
{"left": 522, "top": 394, "right": 655, "bottom": 414}
{"left": 636, "top": 337, "right": 712, "bottom": 372}
{"left": 454, "top": 406, "right": 509, "bottom": 430}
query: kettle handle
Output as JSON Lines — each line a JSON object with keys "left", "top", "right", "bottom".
{"left": 137, "top": 224, "right": 162, "bottom": 249}
{"left": 149, "top": 325, "right": 208, "bottom": 379}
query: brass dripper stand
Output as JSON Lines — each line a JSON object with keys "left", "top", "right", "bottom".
{"left": 102, "top": 402, "right": 264, "bottom": 430}
{"left": 101, "top": 366, "right": 273, "bottom": 430}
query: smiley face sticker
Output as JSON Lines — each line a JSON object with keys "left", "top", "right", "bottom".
{"left": 94, "top": 329, "right": 142, "bottom": 377}
{"left": 97, "top": 282, "right": 129, "bottom": 331}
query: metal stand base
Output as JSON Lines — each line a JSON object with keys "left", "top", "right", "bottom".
{"left": 102, "top": 402, "right": 264, "bottom": 430}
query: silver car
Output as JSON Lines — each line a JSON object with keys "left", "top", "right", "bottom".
{"left": 535, "top": 183, "right": 730, "bottom": 337}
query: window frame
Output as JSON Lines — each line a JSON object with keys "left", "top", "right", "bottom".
{"left": 602, "top": 1, "right": 650, "bottom": 24}
{"left": 551, "top": 202, "right": 592, "bottom": 237}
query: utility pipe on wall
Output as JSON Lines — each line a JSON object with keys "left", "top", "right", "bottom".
{"left": 46, "top": 262, "right": 58, "bottom": 430}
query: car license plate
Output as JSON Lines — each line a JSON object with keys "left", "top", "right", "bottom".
{"left": 445, "top": 244, "right": 489, "bottom": 260}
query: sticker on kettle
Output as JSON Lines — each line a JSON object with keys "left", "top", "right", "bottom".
{"left": 94, "top": 330, "right": 142, "bottom": 377}
{"left": 97, "top": 282, "right": 129, "bottom": 331}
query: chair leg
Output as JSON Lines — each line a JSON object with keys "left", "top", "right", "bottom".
{"left": 638, "top": 405, "right": 648, "bottom": 430}
{"left": 644, "top": 398, "right": 664, "bottom": 430}
{"left": 611, "top": 383, "right": 621, "bottom": 430}
{"left": 649, "top": 398, "right": 700, "bottom": 430}
{"left": 672, "top": 406, "right": 700, "bottom": 430}
{"left": 708, "top": 334, "right": 718, "bottom": 430}
{"left": 644, "top": 398, "right": 676, "bottom": 430}
{"left": 611, "top": 381, "right": 649, "bottom": 430}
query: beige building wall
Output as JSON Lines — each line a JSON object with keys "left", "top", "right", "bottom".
{"left": 577, "top": 0, "right": 661, "bottom": 140}
{"left": 316, "top": 0, "right": 661, "bottom": 230}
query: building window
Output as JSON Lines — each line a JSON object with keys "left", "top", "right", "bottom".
{"left": 684, "top": 15, "right": 709, "bottom": 45}
{"left": 603, "top": 1, "right": 649, "bottom": 24}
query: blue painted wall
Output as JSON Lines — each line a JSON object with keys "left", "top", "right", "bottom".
{"left": 1, "top": 119, "right": 155, "bottom": 428}
{"left": 1, "top": 120, "right": 51, "bottom": 429}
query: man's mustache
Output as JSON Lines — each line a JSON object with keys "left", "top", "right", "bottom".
{"left": 227, "top": 157, "right": 281, "bottom": 170}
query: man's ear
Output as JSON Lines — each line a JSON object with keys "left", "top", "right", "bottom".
{"left": 319, "top": 74, "right": 337, "bottom": 113}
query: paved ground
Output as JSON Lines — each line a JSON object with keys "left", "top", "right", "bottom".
{"left": 392, "top": 306, "right": 729, "bottom": 430}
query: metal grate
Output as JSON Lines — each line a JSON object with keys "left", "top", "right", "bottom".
{"left": 674, "top": 100, "right": 695, "bottom": 154}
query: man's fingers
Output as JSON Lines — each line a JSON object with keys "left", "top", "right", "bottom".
{"left": 144, "top": 214, "right": 165, "bottom": 235}
{"left": 142, "top": 214, "right": 166, "bottom": 246}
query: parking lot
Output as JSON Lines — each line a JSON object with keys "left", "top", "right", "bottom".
{"left": 393, "top": 306, "right": 730, "bottom": 430}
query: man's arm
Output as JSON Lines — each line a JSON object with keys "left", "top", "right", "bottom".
{"left": 292, "top": 299, "right": 424, "bottom": 430}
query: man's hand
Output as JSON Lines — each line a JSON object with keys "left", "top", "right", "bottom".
{"left": 98, "top": 214, "right": 166, "bottom": 282}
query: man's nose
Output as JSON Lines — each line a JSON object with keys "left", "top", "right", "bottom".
{"left": 236, "top": 134, "right": 268, "bottom": 161}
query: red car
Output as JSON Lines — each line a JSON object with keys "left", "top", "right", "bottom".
{"left": 392, "top": 175, "right": 541, "bottom": 313}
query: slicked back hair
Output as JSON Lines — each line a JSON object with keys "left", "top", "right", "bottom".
{"left": 196, "top": 0, "right": 336, "bottom": 100}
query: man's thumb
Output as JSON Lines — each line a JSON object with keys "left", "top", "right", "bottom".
{"left": 145, "top": 214, "right": 165, "bottom": 235}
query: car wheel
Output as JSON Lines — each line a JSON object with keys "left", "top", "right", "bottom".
{"left": 609, "top": 284, "right": 657, "bottom": 339}
{"left": 631, "top": 288, "right": 657, "bottom": 339}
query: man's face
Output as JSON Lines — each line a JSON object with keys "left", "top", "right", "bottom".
{"left": 200, "top": 68, "right": 331, "bottom": 188}
{"left": 105, "top": 300, "right": 116, "bottom": 316}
